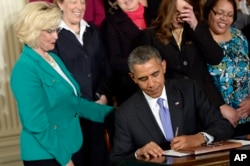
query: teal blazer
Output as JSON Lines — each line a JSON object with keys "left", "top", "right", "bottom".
{"left": 10, "top": 45, "right": 113, "bottom": 165}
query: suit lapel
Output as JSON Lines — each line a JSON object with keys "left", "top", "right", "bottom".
{"left": 165, "top": 81, "right": 184, "bottom": 136}
{"left": 25, "top": 46, "right": 80, "bottom": 95}
{"left": 59, "top": 29, "right": 82, "bottom": 48}
{"left": 133, "top": 81, "right": 185, "bottom": 143}
{"left": 135, "top": 92, "right": 166, "bottom": 142}
{"left": 52, "top": 54, "right": 80, "bottom": 93}
{"left": 38, "top": 56, "right": 59, "bottom": 77}
{"left": 25, "top": 46, "right": 60, "bottom": 79}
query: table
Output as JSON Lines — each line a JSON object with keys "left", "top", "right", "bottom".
{"left": 119, "top": 145, "right": 250, "bottom": 166}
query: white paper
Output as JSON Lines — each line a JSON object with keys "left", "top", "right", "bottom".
{"left": 227, "top": 139, "right": 250, "bottom": 146}
{"left": 162, "top": 149, "right": 191, "bottom": 157}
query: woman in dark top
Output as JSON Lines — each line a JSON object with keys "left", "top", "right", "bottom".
{"left": 52, "top": 0, "right": 113, "bottom": 166}
{"left": 140, "top": 0, "right": 225, "bottom": 108}
{"left": 102, "top": 0, "right": 156, "bottom": 106}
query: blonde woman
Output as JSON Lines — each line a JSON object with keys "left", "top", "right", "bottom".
{"left": 11, "top": 2, "right": 113, "bottom": 166}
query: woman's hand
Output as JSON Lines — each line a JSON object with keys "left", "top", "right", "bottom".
{"left": 66, "top": 160, "right": 74, "bottom": 166}
{"left": 237, "top": 97, "right": 250, "bottom": 119}
{"left": 179, "top": 4, "right": 198, "bottom": 30}
{"left": 220, "top": 104, "right": 240, "bottom": 127}
{"left": 95, "top": 95, "right": 108, "bottom": 104}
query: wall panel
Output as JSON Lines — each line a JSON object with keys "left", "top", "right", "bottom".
{"left": 0, "top": 1, "right": 27, "bottom": 165}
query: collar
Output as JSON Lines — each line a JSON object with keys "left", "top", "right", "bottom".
{"left": 143, "top": 86, "right": 168, "bottom": 108}
{"left": 58, "top": 19, "right": 89, "bottom": 35}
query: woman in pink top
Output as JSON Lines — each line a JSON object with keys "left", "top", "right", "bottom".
{"left": 102, "top": 0, "right": 156, "bottom": 106}
{"left": 84, "top": 0, "right": 106, "bottom": 28}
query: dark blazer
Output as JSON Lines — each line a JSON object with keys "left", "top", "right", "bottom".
{"left": 52, "top": 23, "right": 112, "bottom": 101}
{"left": 102, "top": 7, "right": 153, "bottom": 105}
{"left": 147, "top": 0, "right": 162, "bottom": 21}
{"left": 140, "top": 22, "right": 225, "bottom": 107}
{"left": 110, "top": 79, "right": 234, "bottom": 166}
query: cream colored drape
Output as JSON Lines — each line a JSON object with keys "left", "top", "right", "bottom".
{"left": 0, "top": 1, "right": 27, "bottom": 166}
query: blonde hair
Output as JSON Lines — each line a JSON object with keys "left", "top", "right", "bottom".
{"left": 14, "top": 2, "right": 62, "bottom": 48}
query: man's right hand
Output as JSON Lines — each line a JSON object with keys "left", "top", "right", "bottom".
{"left": 170, "top": 133, "right": 205, "bottom": 150}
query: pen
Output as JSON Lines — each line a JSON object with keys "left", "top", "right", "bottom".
{"left": 175, "top": 127, "right": 179, "bottom": 137}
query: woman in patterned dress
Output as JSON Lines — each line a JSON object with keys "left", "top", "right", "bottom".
{"left": 204, "top": 0, "right": 250, "bottom": 136}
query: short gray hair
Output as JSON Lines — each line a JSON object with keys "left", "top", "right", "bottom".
{"left": 128, "top": 45, "right": 162, "bottom": 72}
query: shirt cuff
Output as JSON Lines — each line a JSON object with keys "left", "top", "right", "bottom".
{"left": 200, "top": 132, "right": 214, "bottom": 144}
{"left": 135, "top": 150, "right": 138, "bottom": 159}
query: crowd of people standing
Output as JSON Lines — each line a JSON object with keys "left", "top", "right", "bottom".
{"left": 11, "top": 0, "right": 250, "bottom": 166}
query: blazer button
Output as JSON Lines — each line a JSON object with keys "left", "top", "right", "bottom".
{"left": 52, "top": 79, "right": 56, "bottom": 83}
{"left": 54, "top": 125, "right": 58, "bottom": 129}
{"left": 87, "top": 74, "right": 92, "bottom": 78}
{"left": 183, "top": 61, "right": 188, "bottom": 66}
{"left": 74, "top": 113, "right": 79, "bottom": 117}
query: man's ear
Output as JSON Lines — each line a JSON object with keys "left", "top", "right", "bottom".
{"left": 128, "top": 72, "right": 137, "bottom": 83}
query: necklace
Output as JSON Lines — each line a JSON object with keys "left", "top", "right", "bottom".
{"left": 75, "top": 30, "right": 80, "bottom": 35}
{"left": 42, "top": 52, "right": 57, "bottom": 67}
{"left": 172, "top": 28, "right": 184, "bottom": 49}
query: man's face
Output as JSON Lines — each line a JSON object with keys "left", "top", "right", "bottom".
{"left": 129, "top": 57, "right": 166, "bottom": 98}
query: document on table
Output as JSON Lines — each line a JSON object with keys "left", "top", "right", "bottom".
{"left": 163, "top": 140, "right": 244, "bottom": 157}
{"left": 162, "top": 149, "right": 192, "bottom": 157}
{"left": 227, "top": 139, "right": 250, "bottom": 146}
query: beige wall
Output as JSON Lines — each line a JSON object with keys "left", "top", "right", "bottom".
{"left": 0, "top": 1, "right": 27, "bottom": 165}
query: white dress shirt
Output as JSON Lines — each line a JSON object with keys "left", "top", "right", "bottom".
{"left": 59, "top": 19, "right": 89, "bottom": 45}
{"left": 143, "top": 86, "right": 169, "bottom": 138}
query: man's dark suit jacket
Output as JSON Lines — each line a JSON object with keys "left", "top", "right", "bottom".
{"left": 110, "top": 79, "right": 234, "bottom": 166}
